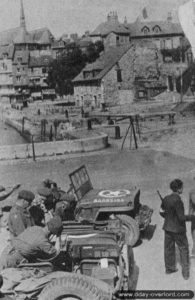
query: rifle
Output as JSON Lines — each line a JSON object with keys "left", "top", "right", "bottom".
{"left": 157, "top": 190, "right": 165, "bottom": 218}
{"left": 157, "top": 190, "right": 164, "bottom": 202}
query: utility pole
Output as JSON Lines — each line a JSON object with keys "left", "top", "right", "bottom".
{"left": 180, "top": 68, "right": 183, "bottom": 103}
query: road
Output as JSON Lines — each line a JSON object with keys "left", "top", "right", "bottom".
{"left": 0, "top": 147, "right": 195, "bottom": 295}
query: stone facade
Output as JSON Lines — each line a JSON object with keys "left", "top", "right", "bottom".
{"left": 73, "top": 42, "right": 161, "bottom": 107}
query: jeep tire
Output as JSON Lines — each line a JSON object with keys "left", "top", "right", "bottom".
{"left": 38, "top": 273, "right": 112, "bottom": 300}
{"left": 117, "top": 215, "right": 140, "bottom": 246}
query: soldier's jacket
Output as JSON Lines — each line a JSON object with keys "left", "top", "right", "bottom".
{"left": 8, "top": 205, "right": 34, "bottom": 237}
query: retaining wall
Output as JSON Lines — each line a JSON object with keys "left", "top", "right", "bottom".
{"left": 0, "top": 133, "right": 108, "bottom": 160}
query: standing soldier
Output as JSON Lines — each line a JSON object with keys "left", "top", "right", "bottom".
{"left": 8, "top": 190, "right": 35, "bottom": 238}
{"left": 161, "top": 179, "right": 195, "bottom": 280}
{"left": 189, "top": 179, "right": 195, "bottom": 257}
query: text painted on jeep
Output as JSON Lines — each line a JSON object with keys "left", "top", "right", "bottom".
{"left": 94, "top": 198, "right": 125, "bottom": 203}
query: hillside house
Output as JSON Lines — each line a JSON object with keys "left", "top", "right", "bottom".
{"left": 73, "top": 41, "right": 164, "bottom": 108}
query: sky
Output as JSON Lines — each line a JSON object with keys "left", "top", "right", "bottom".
{"left": 0, "top": 0, "right": 189, "bottom": 38}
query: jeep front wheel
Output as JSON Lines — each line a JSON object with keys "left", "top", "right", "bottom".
{"left": 38, "top": 273, "right": 112, "bottom": 300}
{"left": 117, "top": 215, "right": 140, "bottom": 246}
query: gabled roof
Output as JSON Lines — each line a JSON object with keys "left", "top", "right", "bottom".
{"left": 29, "top": 55, "right": 53, "bottom": 67}
{"left": 90, "top": 21, "right": 130, "bottom": 37}
{"left": 30, "top": 28, "right": 54, "bottom": 44}
{"left": 73, "top": 45, "right": 133, "bottom": 83}
{"left": 13, "top": 50, "right": 29, "bottom": 64}
{"left": 129, "top": 20, "right": 183, "bottom": 37}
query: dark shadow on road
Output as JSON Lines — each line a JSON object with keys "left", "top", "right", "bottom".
{"left": 141, "top": 224, "right": 157, "bottom": 240}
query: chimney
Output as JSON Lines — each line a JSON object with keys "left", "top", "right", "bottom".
{"left": 167, "top": 12, "right": 172, "bottom": 22}
{"left": 124, "top": 16, "right": 128, "bottom": 25}
{"left": 107, "top": 11, "right": 118, "bottom": 23}
{"left": 142, "top": 7, "right": 148, "bottom": 19}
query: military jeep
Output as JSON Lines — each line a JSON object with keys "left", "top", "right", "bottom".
{"left": 1, "top": 220, "right": 136, "bottom": 300}
{"left": 69, "top": 165, "right": 153, "bottom": 246}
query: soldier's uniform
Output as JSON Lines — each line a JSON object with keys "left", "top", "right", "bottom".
{"left": 161, "top": 179, "right": 191, "bottom": 280}
{"left": 8, "top": 190, "right": 35, "bottom": 238}
{"left": 189, "top": 188, "right": 195, "bottom": 255}
{"left": 36, "top": 187, "right": 55, "bottom": 223}
{"left": 0, "top": 216, "right": 62, "bottom": 270}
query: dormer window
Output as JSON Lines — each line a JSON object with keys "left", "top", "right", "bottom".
{"left": 153, "top": 25, "right": 161, "bottom": 33}
{"left": 141, "top": 26, "right": 150, "bottom": 35}
{"left": 83, "top": 71, "right": 91, "bottom": 79}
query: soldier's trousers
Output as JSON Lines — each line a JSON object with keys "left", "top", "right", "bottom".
{"left": 164, "top": 230, "right": 189, "bottom": 277}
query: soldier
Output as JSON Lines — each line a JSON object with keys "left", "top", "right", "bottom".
{"left": 161, "top": 179, "right": 195, "bottom": 280}
{"left": 8, "top": 190, "right": 35, "bottom": 238}
{"left": 36, "top": 187, "right": 55, "bottom": 223}
{"left": 0, "top": 216, "right": 63, "bottom": 270}
{"left": 189, "top": 180, "right": 195, "bottom": 257}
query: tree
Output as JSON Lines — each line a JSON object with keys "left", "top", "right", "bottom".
{"left": 47, "top": 47, "right": 85, "bottom": 95}
{"left": 47, "top": 41, "right": 104, "bottom": 96}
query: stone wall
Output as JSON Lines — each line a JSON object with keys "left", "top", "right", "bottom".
{"left": 74, "top": 84, "right": 103, "bottom": 108}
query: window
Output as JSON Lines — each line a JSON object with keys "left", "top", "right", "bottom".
{"left": 165, "top": 39, "right": 172, "bottom": 49}
{"left": 16, "top": 76, "right": 21, "bottom": 82}
{"left": 153, "top": 26, "right": 161, "bottom": 33}
{"left": 17, "top": 68, "right": 20, "bottom": 73}
{"left": 117, "top": 69, "right": 122, "bottom": 82}
{"left": 1, "top": 62, "right": 7, "bottom": 71}
{"left": 141, "top": 26, "right": 150, "bottom": 34}
{"left": 17, "top": 57, "right": 22, "bottom": 63}
{"left": 42, "top": 67, "right": 46, "bottom": 74}
{"left": 3, "top": 53, "right": 8, "bottom": 59}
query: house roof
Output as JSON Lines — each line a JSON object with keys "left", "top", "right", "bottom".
{"left": 51, "top": 39, "right": 66, "bottom": 49}
{"left": 29, "top": 55, "right": 53, "bottom": 67}
{"left": 0, "top": 26, "right": 54, "bottom": 46}
{"left": 30, "top": 28, "right": 54, "bottom": 44}
{"left": 90, "top": 21, "right": 130, "bottom": 37}
{"left": 128, "top": 20, "right": 183, "bottom": 37}
{"left": 73, "top": 44, "right": 133, "bottom": 83}
{"left": 78, "top": 36, "right": 93, "bottom": 48}
{"left": 13, "top": 50, "right": 29, "bottom": 64}
{"left": 14, "top": 27, "right": 34, "bottom": 44}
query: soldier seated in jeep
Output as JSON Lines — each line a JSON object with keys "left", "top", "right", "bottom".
{"left": 0, "top": 216, "right": 62, "bottom": 270}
